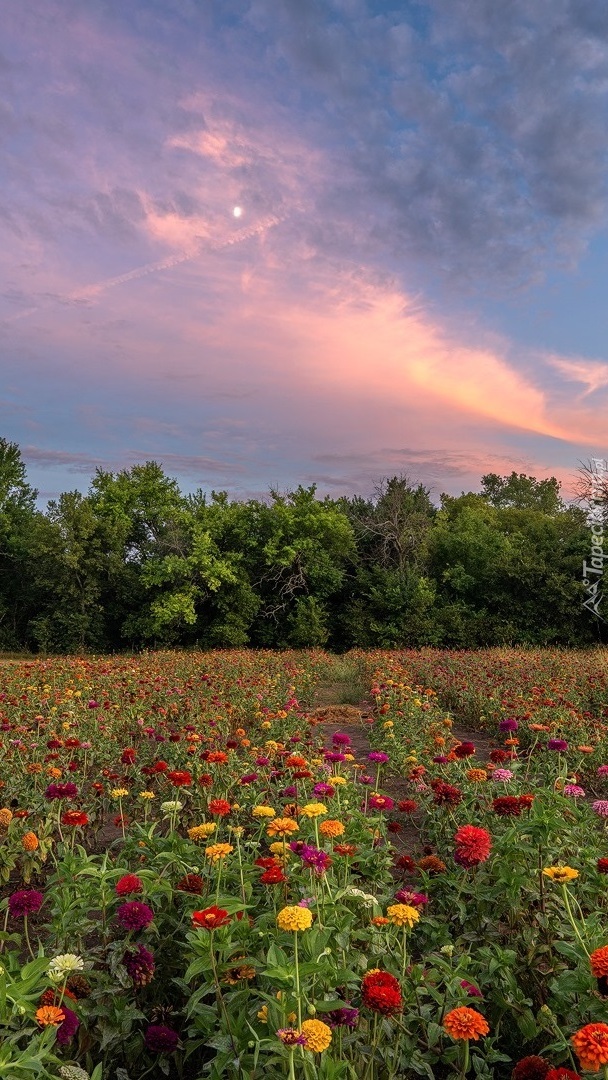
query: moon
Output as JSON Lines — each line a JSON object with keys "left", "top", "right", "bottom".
{"left": 233, "top": 206, "right": 243, "bottom": 218}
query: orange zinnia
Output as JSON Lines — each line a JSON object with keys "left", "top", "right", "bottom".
{"left": 572, "top": 1022, "right": 608, "bottom": 1072}
{"left": 443, "top": 1007, "right": 489, "bottom": 1041}
{"left": 36, "top": 1005, "right": 65, "bottom": 1026}
{"left": 319, "top": 819, "right": 345, "bottom": 838}
{"left": 590, "top": 945, "right": 608, "bottom": 978}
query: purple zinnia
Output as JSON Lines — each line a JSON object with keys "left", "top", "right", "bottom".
{"left": 313, "top": 782, "right": 335, "bottom": 797}
{"left": 433, "top": 755, "right": 449, "bottom": 764}
{"left": 460, "top": 980, "right": 482, "bottom": 998}
{"left": 593, "top": 800, "right": 608, "bottom": 818}
{"left": 144, "top": 1024, "right": 180, "bottom": 1054}
{"left": 8, "top": 889, "right": 44, "bottom": 918}
{"left": 332, "top": 732, "right": 351, "bottom": 746}
{"left": 368, "top": 751, "right": 389, "bottom": 763}
{"left": 56, "top": 1005, "right": 80, "bottom": 1046}
{"left": 325, "top": 751, "right": 346, "bottom": 763}
{"left": 255, "top": 756, "right": 270, "bottom": 766}
{"left": 547, "top": 739, "right": 568, "bottom": 752}
{"left": 295, "top": 843, "right": 332, "bottom": 876}
{"left": 240, "top": 772, "right": 259, "bottom": 785}
{"left": 499, "top": 718, "right": 519, "bottom": 732}
{"left": 116, "top": 901, "right": 154, "bottom": 932}
{"left": 597, "top": 765, "right": 608, "bottom": 777}
{"left": 563, "top": 784, "right": 585, "bottom": 798}
{"left": 327, "top": 1006, "right": 359, "bottom": 1029}
{"left": 124, "top": 944, "right": 155, "bottom": 987}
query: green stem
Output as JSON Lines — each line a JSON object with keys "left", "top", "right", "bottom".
{"left": 294, "top": 931, "right": 302, "bottom": 1030}
{"left": 561, "top": 884, "right": 590, "bottom": 957}
{"left": 23, "top": 915, "right": 35, "bottom": 960}
{"left": 401, "top": 929, "right": 408, "bottom": 979}
{"left": 460, "top": 1038, "right": 470, "bottom": 1077}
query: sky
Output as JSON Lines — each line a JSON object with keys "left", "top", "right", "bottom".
{"left": 2, "top": 0, "right": 608, "bottom": 506}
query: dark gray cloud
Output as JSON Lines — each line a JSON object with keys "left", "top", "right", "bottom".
{"left": 248, "top": 0, "right": 608, "bottom": 288}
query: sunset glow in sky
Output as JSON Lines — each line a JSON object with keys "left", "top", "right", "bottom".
{"left": 2, "top": 1, "right": 608, "bottom": 503}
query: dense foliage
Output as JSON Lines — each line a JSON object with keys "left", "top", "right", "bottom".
{"left": 0, "top": 438, "right": 603, "bottom": 651}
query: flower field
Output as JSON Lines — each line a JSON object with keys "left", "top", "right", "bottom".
{"left": 2, "top": 648, "right": 608, "bottom": 1079}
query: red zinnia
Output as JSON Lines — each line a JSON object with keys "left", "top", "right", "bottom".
{"left": 260, "top": 866, "right": 287, "bottom": 884}
{"left": 176, "top": 873, "right": 204, "bottom": 894}
{"left": 115, "top": 874, "right": 144, "bottom": 897}
{"left": 60, "top": 810, "right": 89, "bottom": 827}
{"left": 192, "top": 906, "right": 230, "bottom": 930}
{"left": 454, "top": 741, "right": 476, "bottom": 758}
{"left": 199, "top": 773, "right": 213, "bottom": 788}
{"left": 361, "top": 970, "right": 402, "bottom": 1015}
{"left": 167, "top": 770, "right": 191, "bottom": 787}
{"left": 492, "top": 796, "right": 522, "bottom": 817}
{"left": 597, "top": 858, "right": 608, "bottom": 874}
{"left": 453, "top": 825, "right": 491, "bottom": 867}
{"left": 511, "top": 1056, "right": 550, "bottom": 1080}
{"left": 398, "top": 800, "right": 418, "bottom": 814}
{"left": 208, "top": 798, "right": 231, "bottom": 816}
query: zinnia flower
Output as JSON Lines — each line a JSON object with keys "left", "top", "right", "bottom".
{"left": 8, "top": 889, "right": 44, "bottom": 917}
{"left": 277, "top": 1028, "right": 306, "bottom": 1046}
{"left": 326, "top": 1006, "right": 359, "bottom": 1029}
{"left": 192, "top": 906, "right": 230, "bottom": 930}
{"left": 204, "top": 842, "right": 233, "bottom": 862}
{"left": 368, "top": 793, "right": 394, "bottom": 811}
{"left": 116, "top": 901, "right": 154, "bottom": 931}
{"left": 124, "top": 944, "right": 155, "bottom": 987}
{"left": 208, "top": 798, "right": 231, "bottom": 816}
{"left": 56, "top": 1004, "right": 80, "bottom": 1046}
{"left": 300, "top": 803, "right": 328, "bottom": 818}
{"left": 167, "top": 770, "right": 191, "bottom": 787}
{"left": 443, "top": 1006, "right": 489, "bottom": 1041}
{"left": 545, "top": 1070, "right": 581, "bottom": 1080}
{"left": 319, "top": 819, "right": 345, "bottom": 838}
{"left": 48, "top": 953, "right": 84, "bottom": 979}
{"left": 301, "top": 1018, "right": 332, "bottom": 1052}
{"left": 276, "top": 906, "right": 313, "bottom": 931}
{"left": 115, "top": 874, "right": 143, "bottom": 896}
{"left": 177, "top": 873, "right": 204, "bottom": 894}
{"left": 590, "top": 945, "right": 608, "bottom": 977}
{"left": 386, "top": 903, "right": 420, "bottom": 928}
{"left": 144, "top": 1024, "right": 180, "bottom": 1053}
{"left": 36, "top": 1005, "right": 65, "bottom": 1026}
{"left": 267, "top": 817, "right": 299, "bottom": 837}
{"left": 597, "top": 859, "right": 608, "bottom": 874}
{"left": 60, "top": 810, "right": 89, "bottom": 827}
{"left": 453, "top": 825, "right": 492, "bottom": 867}
{"left": 593, "top": 800, "right": 608, "bottom": 818}
{"left": 542, "top": 866, "right": 578, "bottom": 883}
{"left": 361, "top": 969, "right": 402, "bottom": 1015}
{"left": 548, "top": 739, "right": 568, "bottom": 752}
{"left": 572, "top": 1022, "right": 608, "bottom": 1072}
{"left": 511, "top": 1055, "right": 550, "bottom": 1080}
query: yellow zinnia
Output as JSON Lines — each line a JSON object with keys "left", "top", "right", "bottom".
{"left": 542, "top": 866, "right": 579, "bottom": 882}
{"left": 301, "top": 1018, "right": 332, "bottom": 1052}
{"left": 300, "top": 803, "right": 327, "bottom": 818}
{"left": 188, "top": 823, "right": 217, "bottom": 840}
{"left": 252, "top": 805, "right": 276, "bottom": 818}
{"left": 276, "top": 905, "right": 313, "bottom": 932}
{"left": 387, "top": 903, "right": 420, "bottom": 928}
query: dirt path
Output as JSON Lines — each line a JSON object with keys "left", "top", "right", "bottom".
{"left": 308, "top": 675, "right": 497, "bottom": 861}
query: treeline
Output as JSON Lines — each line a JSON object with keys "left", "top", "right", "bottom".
{"left": 0, "top": 437, "right": 604, "bottom": 652}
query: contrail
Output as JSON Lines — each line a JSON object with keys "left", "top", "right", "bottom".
{"left": 2, "top": 213, "right": 282, "bottom": 325}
